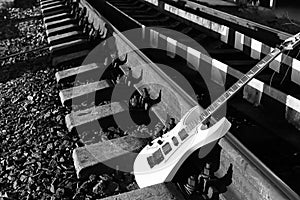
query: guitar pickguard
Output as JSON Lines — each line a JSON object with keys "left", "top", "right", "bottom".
{"left": 134, "top": 115, "right": 231, "bottom": 188}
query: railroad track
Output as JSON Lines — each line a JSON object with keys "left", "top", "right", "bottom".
{"left": 39, "top": 0, "right": 111, "bottom": 66}
{"left": 34, "top": 0, "right": 198, "bottom": 199}
{"left": 90, "top": 0, "right": 300, "bottom": 198}
{"left": 2, "top": 0, "right": 299, "bottom": 199}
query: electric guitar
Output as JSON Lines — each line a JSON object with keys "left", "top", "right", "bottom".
{"left": 134, "top": 32, "right": 300, "bottom": 188}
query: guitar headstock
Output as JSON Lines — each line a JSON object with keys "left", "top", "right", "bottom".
{"left": 280, "top": 32, "right": 300, "bottom": 51}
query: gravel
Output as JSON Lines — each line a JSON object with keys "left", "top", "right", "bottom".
{"left": 0, "top": 18, "right": 47, "bottom": 57}
{"left": 0, "top": 65, "right": 143, "bottom": 200}
{"left": 0, "top": 67, "right": 77, "bottom": 200}
{"left": 0, "top": 3, "right": 175, "bottom": 199}
{"left": 1, "top": 6, "right": 47, "bottom": 67}
{"left": 0, "top": 6, "right": 41, "bottom": 20}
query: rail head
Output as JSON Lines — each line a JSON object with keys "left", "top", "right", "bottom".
{"left": 177, "top": 0, "right": 293, "bottom": 40}
{"left": 106, "top": 1, "right": 145, "bottom": 28}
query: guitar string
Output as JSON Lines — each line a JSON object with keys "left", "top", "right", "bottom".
{"left": 268, "top": 49, "right": 291, "bottom": 92}
{"left": 280, "top": 48, "right": 300, "bottom": 85}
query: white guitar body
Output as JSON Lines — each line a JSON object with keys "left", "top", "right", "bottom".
{"left": 134, "top": 105, "right": 231, "bottom": 188}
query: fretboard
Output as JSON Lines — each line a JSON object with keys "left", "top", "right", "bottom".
{"left": 186, "top": 47, "right": 282, "bottom": 132}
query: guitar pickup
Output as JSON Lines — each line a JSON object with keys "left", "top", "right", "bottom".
{"left": 162, "top": 142, "right": 172, "bottom": 155}
{"left": 147, "top": 149, "right": 164, "bottom": 168}
{"left": 178, "top": 129, "right": 189, "bottom": 141}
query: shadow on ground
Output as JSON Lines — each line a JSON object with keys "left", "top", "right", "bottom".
{"left": 0, "top": 56, "right": 50, "bottom": 83}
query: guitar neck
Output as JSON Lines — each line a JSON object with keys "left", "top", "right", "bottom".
{"left": 199, "top": 48, "right": 282, "bottom": 123}
{"left": 184, "top": 31, "right": 300, "bottom": 130}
